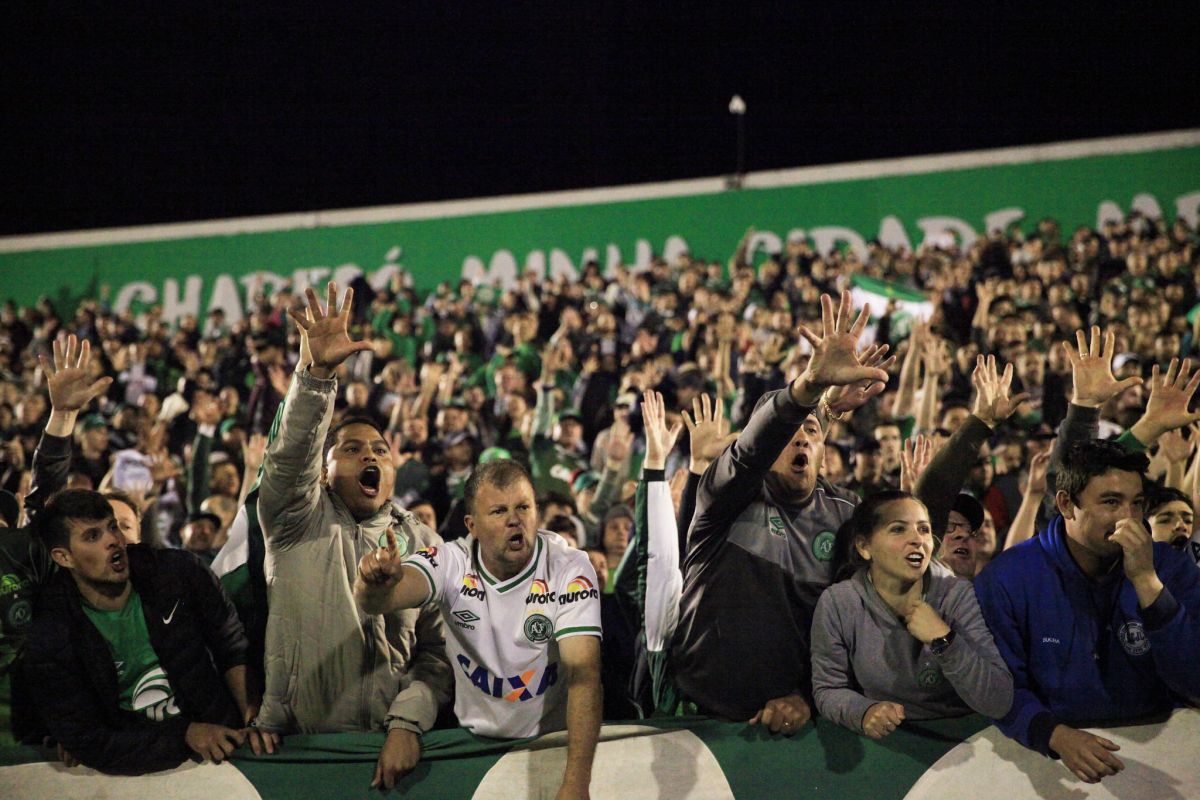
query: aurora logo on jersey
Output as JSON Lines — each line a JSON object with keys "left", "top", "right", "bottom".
{"left": 557, "top": 575, "right": 598, "bottom": 605}
{"left": 457, "top": 654, "right": 558, "bottom": 702}
{"left": 460, "top": 573, "right": 485, "bottom": 600}
{"left": 525, "top": 578, "right": 556, "bottom": 605}
{"left": 1, "top": 573, "right": 32, "bottom": 596}
{"left": 414, "top": 547, "right": 439, "bottom": 568}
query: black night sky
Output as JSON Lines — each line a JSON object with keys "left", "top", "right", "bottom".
{"left": 3, "top": 2, "right": 1198, "bottom": 236}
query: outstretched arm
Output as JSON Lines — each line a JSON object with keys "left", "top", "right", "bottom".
{"left": 259, "top": 283, "right": 372, "bottom": 543}
{"left": 27, "top": 335, "right": 112, "bottom": 520}
{"left": 916, "top": 355, "right": 1029, "bottom": 537}
{"left": 354, "top": 527, "right": 436, "bottom": 614}
{"left": 1005, "top": 451, "right": 1051, "bottom": 550}
{"left": 694, "top": 292, "right": 892, "bottom": 535}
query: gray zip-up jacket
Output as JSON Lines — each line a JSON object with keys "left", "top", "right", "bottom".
{"left": 256, "top": 368, "right": 453, "bottom": 734}
{"left": 811, "top": 560, "right": 1013, "bottom": 734}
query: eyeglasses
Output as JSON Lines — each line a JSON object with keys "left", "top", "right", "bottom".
{"left": 944, "top": 521, "right": 978, "bottom": 536}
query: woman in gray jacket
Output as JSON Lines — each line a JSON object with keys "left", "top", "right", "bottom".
{"left": 811, "top": 490, "right": 1012, "bottom": 738}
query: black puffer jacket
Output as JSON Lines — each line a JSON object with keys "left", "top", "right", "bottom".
{"left": 24, "top": 544, "right": 247, "bottom": 774}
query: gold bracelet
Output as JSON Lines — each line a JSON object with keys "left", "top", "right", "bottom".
{"left": 820, "top": 397, "right": 846, "bottom": 423}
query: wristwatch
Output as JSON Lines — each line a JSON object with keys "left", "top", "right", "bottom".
{"left": 929, "top": 629, "right": 956, "bottom": 656}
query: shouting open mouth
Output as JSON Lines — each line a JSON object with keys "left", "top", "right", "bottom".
{"left": 359, "top": 465, "right": 382, "bottom": 498}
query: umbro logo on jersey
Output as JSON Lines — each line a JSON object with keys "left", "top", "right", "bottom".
{"left": 452, "top": 609, "right": 480, "bottom": 630}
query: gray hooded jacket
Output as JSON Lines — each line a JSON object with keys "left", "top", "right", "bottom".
{"left": 811, "top": 560, "right": 1012, "bottom": 733}
{"left": 256, "top": 368, "right": 452, "bottom": 734}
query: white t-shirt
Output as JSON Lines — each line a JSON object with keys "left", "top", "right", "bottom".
{"left": 403, "top": 531, "right": 601, "bottom": 738}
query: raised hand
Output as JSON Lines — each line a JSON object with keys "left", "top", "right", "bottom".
{"left": 971, "top": 355, "right": 1031, "bottom": 429}
{"left": 825, "top": 342, "right": 896, "bottom": 414}
{"left": 287, "top": 282, "right": 371, "bottom": 379}
{"left": 242, "top": 433, "right": 268, "bottom": 475}
{"left": 1064, "top": 326, "right": 1142, "bottom": 408}
{"left": 796, "top": 291, "right": 891, "bottom": 398}
{"left": 900, "top": 435, "right": 934, "bottom": 493}
{"left": 1157, "top": 426, "right": 1194, "bottom": 464}
{"left": 641, "top": 390, "right": 683, "bottom": 471}
{"left": 386, "top": 431, "right": 412, "bottom": 469}
{"left": 1024, "top": 450, "right": 1051, "bottom": 496}
{"left": 682, "top": 393, "right": 729, "bottom": 475}
{"left": 1133, "top": 358, "right": 1200, "bottom": 442}
{"left": 40, "top": 335, "right": 112, "bottom": 413}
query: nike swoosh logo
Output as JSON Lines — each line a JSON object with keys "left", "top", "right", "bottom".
{"left": 163, "top": 600, "right": 180, "bottom": 625}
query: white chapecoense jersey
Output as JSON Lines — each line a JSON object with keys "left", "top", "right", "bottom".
{"left": 402, "top": 531, "right": 601, "bottom": 738}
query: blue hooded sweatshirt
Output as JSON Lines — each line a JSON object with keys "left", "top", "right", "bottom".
{"left": 974, "top": 514, "right": 1200, "bottom": 757}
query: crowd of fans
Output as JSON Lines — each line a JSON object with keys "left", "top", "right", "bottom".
{"left": 2, "top": 208, "right": 1200, "bottom": 793}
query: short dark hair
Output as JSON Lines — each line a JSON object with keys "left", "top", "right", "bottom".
{"left": 36, "top": 489, "right": 114, "bottom": 551}
{"left": 545, "top": 514, "right": 576, "bottom": 537}
{"left": 1055, "top": 440, "right": 1149, "bottom": 503}
{"left": 1146, "top": 484, "right": 1191, "bottom": 516}
{"left": 103, "top": 489, "right": 142, "bottom": 520}
{"left": 832, "top": 490, "right": 921, "bottom": 581}
{"left": 539, "top": 491, "right": 576, "bottom": 514}
{"left": 464, "top": 459, "right": 533, "bottom": 515}
{"left": 324, "top": 415, "right": 388, "bottom": 457}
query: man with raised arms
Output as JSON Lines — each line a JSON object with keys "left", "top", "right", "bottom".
{"left": 257, "top": 282, "right": 451, "bottom": 790}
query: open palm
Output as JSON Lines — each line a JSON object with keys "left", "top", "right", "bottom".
{"left": 1065, "top": 326, "right": 1141, "bottom": 408}
{"left": 41, "top": 335, "right": 112, "bottom": 412}
{"left": 289, "top": 282, "right": 371, "bottom": 376}
{"left": 798, "top": 291, "right": 891, "bottom": 390}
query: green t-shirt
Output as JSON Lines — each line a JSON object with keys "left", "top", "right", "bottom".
{"left": 82, "top": 589, "right": 181, "bottom": 722}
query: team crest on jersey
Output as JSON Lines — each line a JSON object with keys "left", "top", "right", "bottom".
{"left": 917, "top": 666, "right": 945, "bottom": 688}
{"left": 376, "top": 530, "right": 409, "bottom": 558}
{"left": 524, "top": 613, "right": 554, "bottom": 643}
{"left": 525, "top": 578, "right": 557, "bottom": 605}
{"left": 460, "top": 573, "right": 485, "bottom": 600}
{"left": 457, "top": 654, "right": 558, "bottom": 702}
{"left": 413, "top": 547, "right": 439, "bottom": 568}
{"left": 1117, "top": 621, "right": 1150, "bottom": 656}
{"left": 558, "top": 575, "right": 598, "bottom": 605}
{"left": 812, "top": 531, "right": 836, "bottom": 561}
{"left": 7, "top": 599, "right": 32, "bottom": 627}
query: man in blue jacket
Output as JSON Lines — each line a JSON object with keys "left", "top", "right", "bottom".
{"left": 976, "top": 439, "right": 1200, "bottom": 784}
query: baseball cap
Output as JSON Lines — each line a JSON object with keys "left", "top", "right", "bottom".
{"left": 478, "top": 446, "right": 512, "bottom": 464}
{"left": 80, "top": 414, "right": 107, "bottom": 431}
